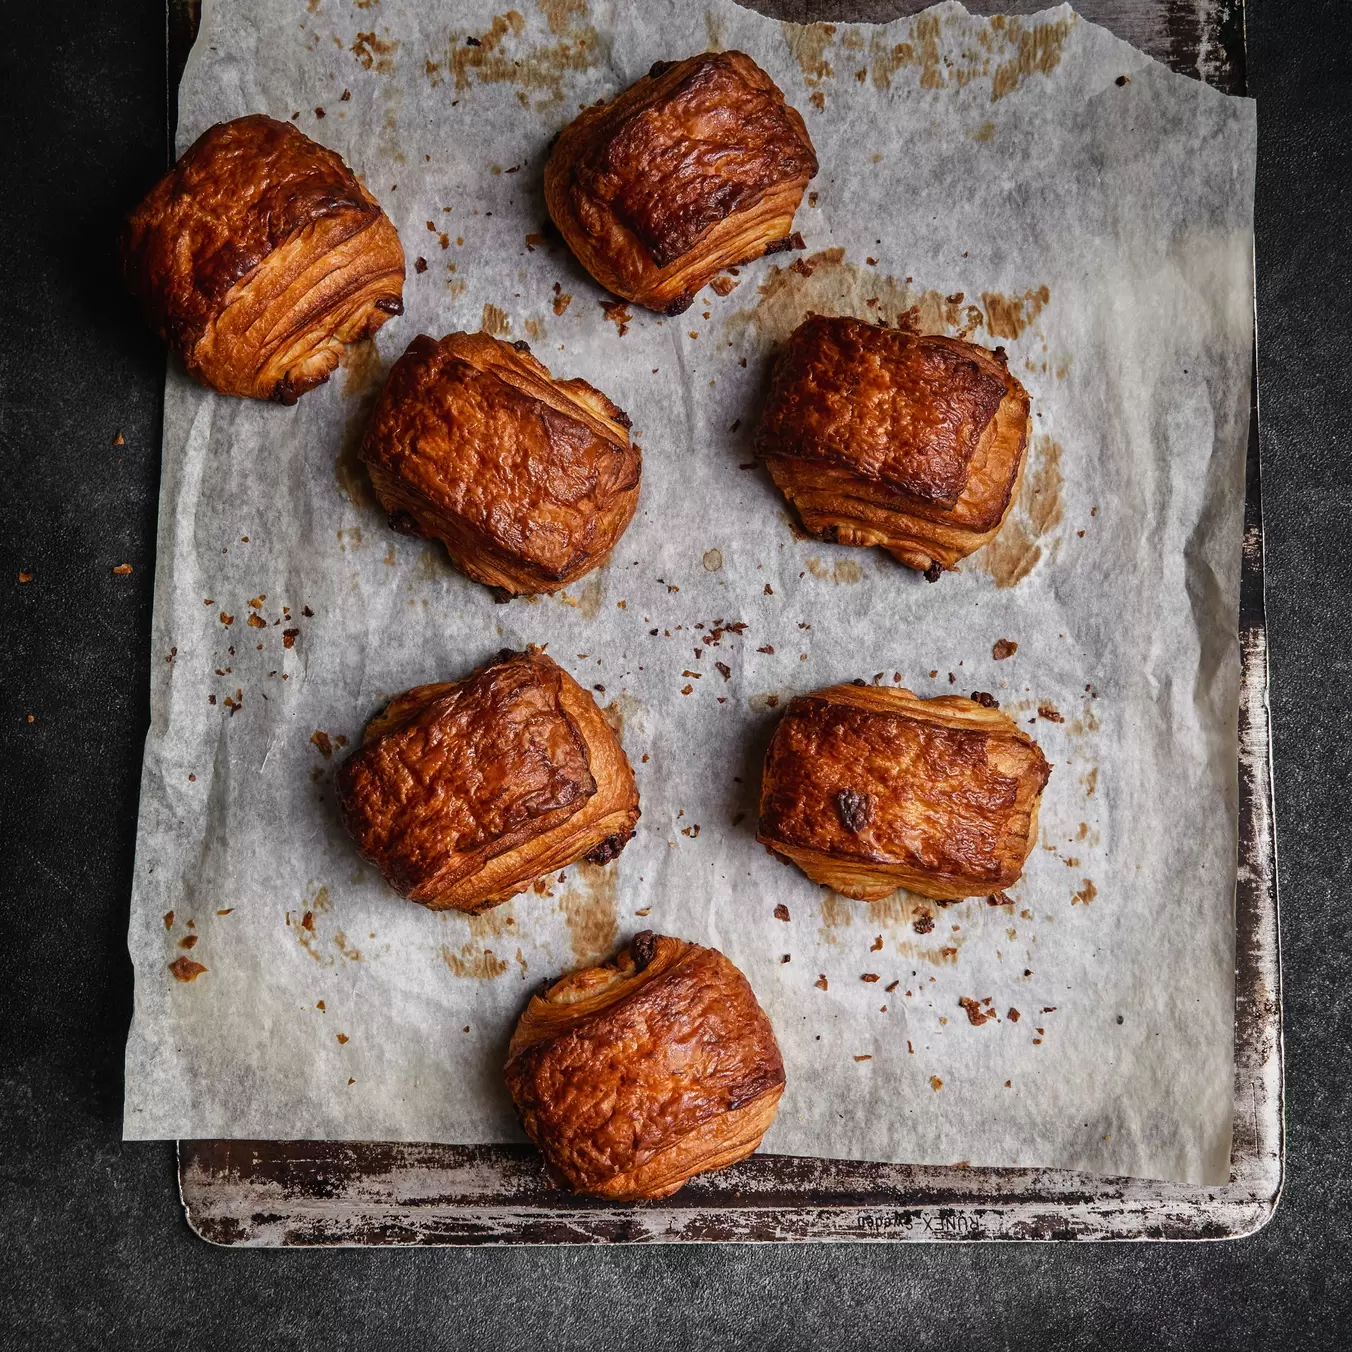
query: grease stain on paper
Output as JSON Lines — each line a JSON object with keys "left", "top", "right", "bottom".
{"left": 434, "top": 6, "right": 606, "bottom": 107}
{"left": 558, "top": 861, "right": 618, "bottom": 965}
{"left": 782, "top": 12, "right": 1074, "bottom": 103}
{"left": 335, "top": 343, "right": 386, "bottom": 511}
{"left": 728, "top": 248, "right": 1047, "bottom": 352}
{"left": 439, "top": 942, "right": 510, "bottom": 979}
{"left": 817, "top": 888, "right": 969, "bottom": 965}
{"left": 351, "top": 31, "right": 399, "bottom": 75}
{"left": 974, "top": 436, "right": 1065, "bottom": 588}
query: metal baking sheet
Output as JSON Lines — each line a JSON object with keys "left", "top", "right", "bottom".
{"left": 171, "top": 0, "right": 1281, "bottom": 1244}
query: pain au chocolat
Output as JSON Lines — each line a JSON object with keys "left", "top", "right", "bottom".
{"left": 544, "top": 51, "right": 817, "bottom": 315}
{"left": 360, "top": 332, "right": 640, "bottom": 595}
{"left": 505, "top": 932, "right": 785, "bottom": 1200}
{"left": 755, "top": 315, "right": 1032, "bottom": 578}
{"left": 121, "top": 115, "right": 405, "bottom": 403}
{"left": 336, "top": 650, "right": 639, "bottom": 913}
{"left": 758, "top": 682, "right": 1050, "bottom": 902}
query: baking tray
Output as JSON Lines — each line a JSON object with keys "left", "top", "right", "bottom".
{"left": 169, "top": 0, "right": 1281, "bottom": 1244}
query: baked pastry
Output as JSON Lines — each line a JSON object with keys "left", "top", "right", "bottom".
{"left": 335, "top": 650, "right": 639, "bottom": 913}
{"left": 360, "top": 332, "right": 640, "bottom": 595}
{"left": 505, "top": 932, "right": 785, "bottom": 1200}
{"left": 757, "top": 682, "right": 1050, "bottom": 901}
{"left": 755, "top": 315, "right": 1032, "bottom": 578}
{"left": 121, "top": 114, "right": 405, "bottom": 403}
{"left": 544, "top": 51, "right": 817, "bottom": 314}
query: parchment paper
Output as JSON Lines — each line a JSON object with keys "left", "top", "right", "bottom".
{"left": 123, "top": 0, "right": 1256, "bottom": 1184}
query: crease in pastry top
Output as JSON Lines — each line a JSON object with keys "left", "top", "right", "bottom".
{"left": 755, "top": 315, "right": 1033, "bottom": 578}
{"left": 121, "top": 114, "right": 405, "bottom": 403}
{"left": 757, "top": 681, "right": 1051, "bottom": 902}
{"left": 545, "top": 50, "right": 818, "bottom": 314}
{"left": 335, "top": 649, "right": 640, "bottom": 913}
{"left": 360, "top": 332, "right": 640, "bottom": 595}
{"left": 506, "top": 932, "right": 785, "bottom": 1201}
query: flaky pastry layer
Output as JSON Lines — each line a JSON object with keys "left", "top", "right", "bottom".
{"left": 336, "top": 650, "right": 639, "bottom": 913}
{"left": 545, "top": 51, "right": 817, "bottom": 314}
{"left": 361, "top": 332, "right": 640, "bottom": 595}
{"left": 506, "top": 933, "right": 785, "bottom": 1200}
{"left": 121, "top": 114, "right": 404, "bottom": 402}
{"left": 757, "top": 682, "right": 1051, "bottom": 901}
{"left": 757, "top": 316, "right": 1032, "bottom": 575}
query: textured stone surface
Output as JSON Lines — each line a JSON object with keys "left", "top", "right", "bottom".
{"left": 2, "top": 1, "right": 1348, "bottom": 1348}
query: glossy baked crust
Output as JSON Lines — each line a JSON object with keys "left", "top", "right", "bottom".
{"left": 506, "top": 932, "right": 785, "bottom": 1200}
{"left": 335, "top": 650, "right": 640, "bottom": 913}
{"left": 756, "top": 316, "right": 1032, "bottom": 576}
{"left": 544, "top": 51, "right": 817, "bottom": 314}
{"left": 121, "top": 114, "right": 405, "bottom": 403}
{"left": 360, "top": 332, "right": 640, "bottom": 595}
{"left": 757, "top": 682, "right": 1051, "bottom": 901}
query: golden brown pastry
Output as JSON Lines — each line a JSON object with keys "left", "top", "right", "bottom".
{"left": 506, "top": 932, "right": 785, "bottom": 1200}
{"left": 755, "top": 315, "right": 1032, "bottom": 578}
{"left": 121, "top": 114, "right": 405, "bottom": 403}
{"left": 544, "top": 51, "right": 817, "bottom": 314}
{"left": 360, "top": 332, "right": 640, "bottom": 595}
{"left": 757, "top": 682, "right": 1051, "bottom": 902}
{"left": 335, "top": 650, "right": 639, "bottom": 913}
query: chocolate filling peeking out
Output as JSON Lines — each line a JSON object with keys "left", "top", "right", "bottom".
{"left": 834, "top": 788, "right": 873, "bottom": 833}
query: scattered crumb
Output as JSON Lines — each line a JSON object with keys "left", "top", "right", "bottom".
{"left": 774, "top": 904, "right": 791, "bottom": 922}
{"left": 112, "top": 563, "right": 133, "bottom": 575}
{"left": 992, "top": 638, "right": 1018, "bottom": 660}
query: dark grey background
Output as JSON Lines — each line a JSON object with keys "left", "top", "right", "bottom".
{"left": 2, "top": 1, "right": 1347, "bottom": 1347}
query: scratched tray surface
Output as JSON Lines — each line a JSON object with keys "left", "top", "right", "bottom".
{"left": 173, "top": 0, "right": 1279, "bottom": 1244}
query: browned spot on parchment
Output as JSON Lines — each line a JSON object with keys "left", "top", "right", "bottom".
{"left": 1072, "top": 879, "right": 1098, "bottom": 906}
{"left": 982, "top": 285, "right": 1050, "bottom": 340}
{"left": 785, "top": 12, "right": 1072, "bottom": 102}
{"left": 1083, "top": 766, "right": 1098, "bottom": 797}
{"left": 481, "top": 303, "right": 511, "bottom": 336}
{"left": 556, "top": 574, "right": 603, "bottom": 618}
{"left": 973, "top": 435, "right": 1064, "bottom": 588}
{"left": 537, "top": 0, "right": 586, "bottom": 36}
{"left": 991, "top": 18, "right": 1074, "bottom": 102}
{"left": 447, "top": 8, "right": 602, "bottom": 107}
{"left": 601, "top": 692, "right": 640, "bottom": 738}
{"left": 558, "top": 861, "right": 618, "bottom": 965}
{"left": 782, "top": 22, "right": 836, "bottom": 89}
{"left": 824, "top": 888, "right": 974, "bottom": 965}
{"left": 168, "top": 957, "right": 207, "bottom": 982}
{"left": 805, "top": 556, "right": 862, "bottom": 584}
{"left": 439, "top": 943, "right": 510, "bottom": 979}
{"left": 351, "top": 31, "right": 399, "bottom": 75}
{"left": 727, "top": 248, "right": 990, "bottom": 348}
{"left": 971, "top": 119, "right": 996, "bottom": 142}
{"left": 334, "top": 346, "right": 386, "bottom": 511}
{"left": 468, "top": 904, "right": 517, "bottom": 939}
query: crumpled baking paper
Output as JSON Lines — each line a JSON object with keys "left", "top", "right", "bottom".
{"left": 123, "top": 0, "right": 1255, "bottom": 1184}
